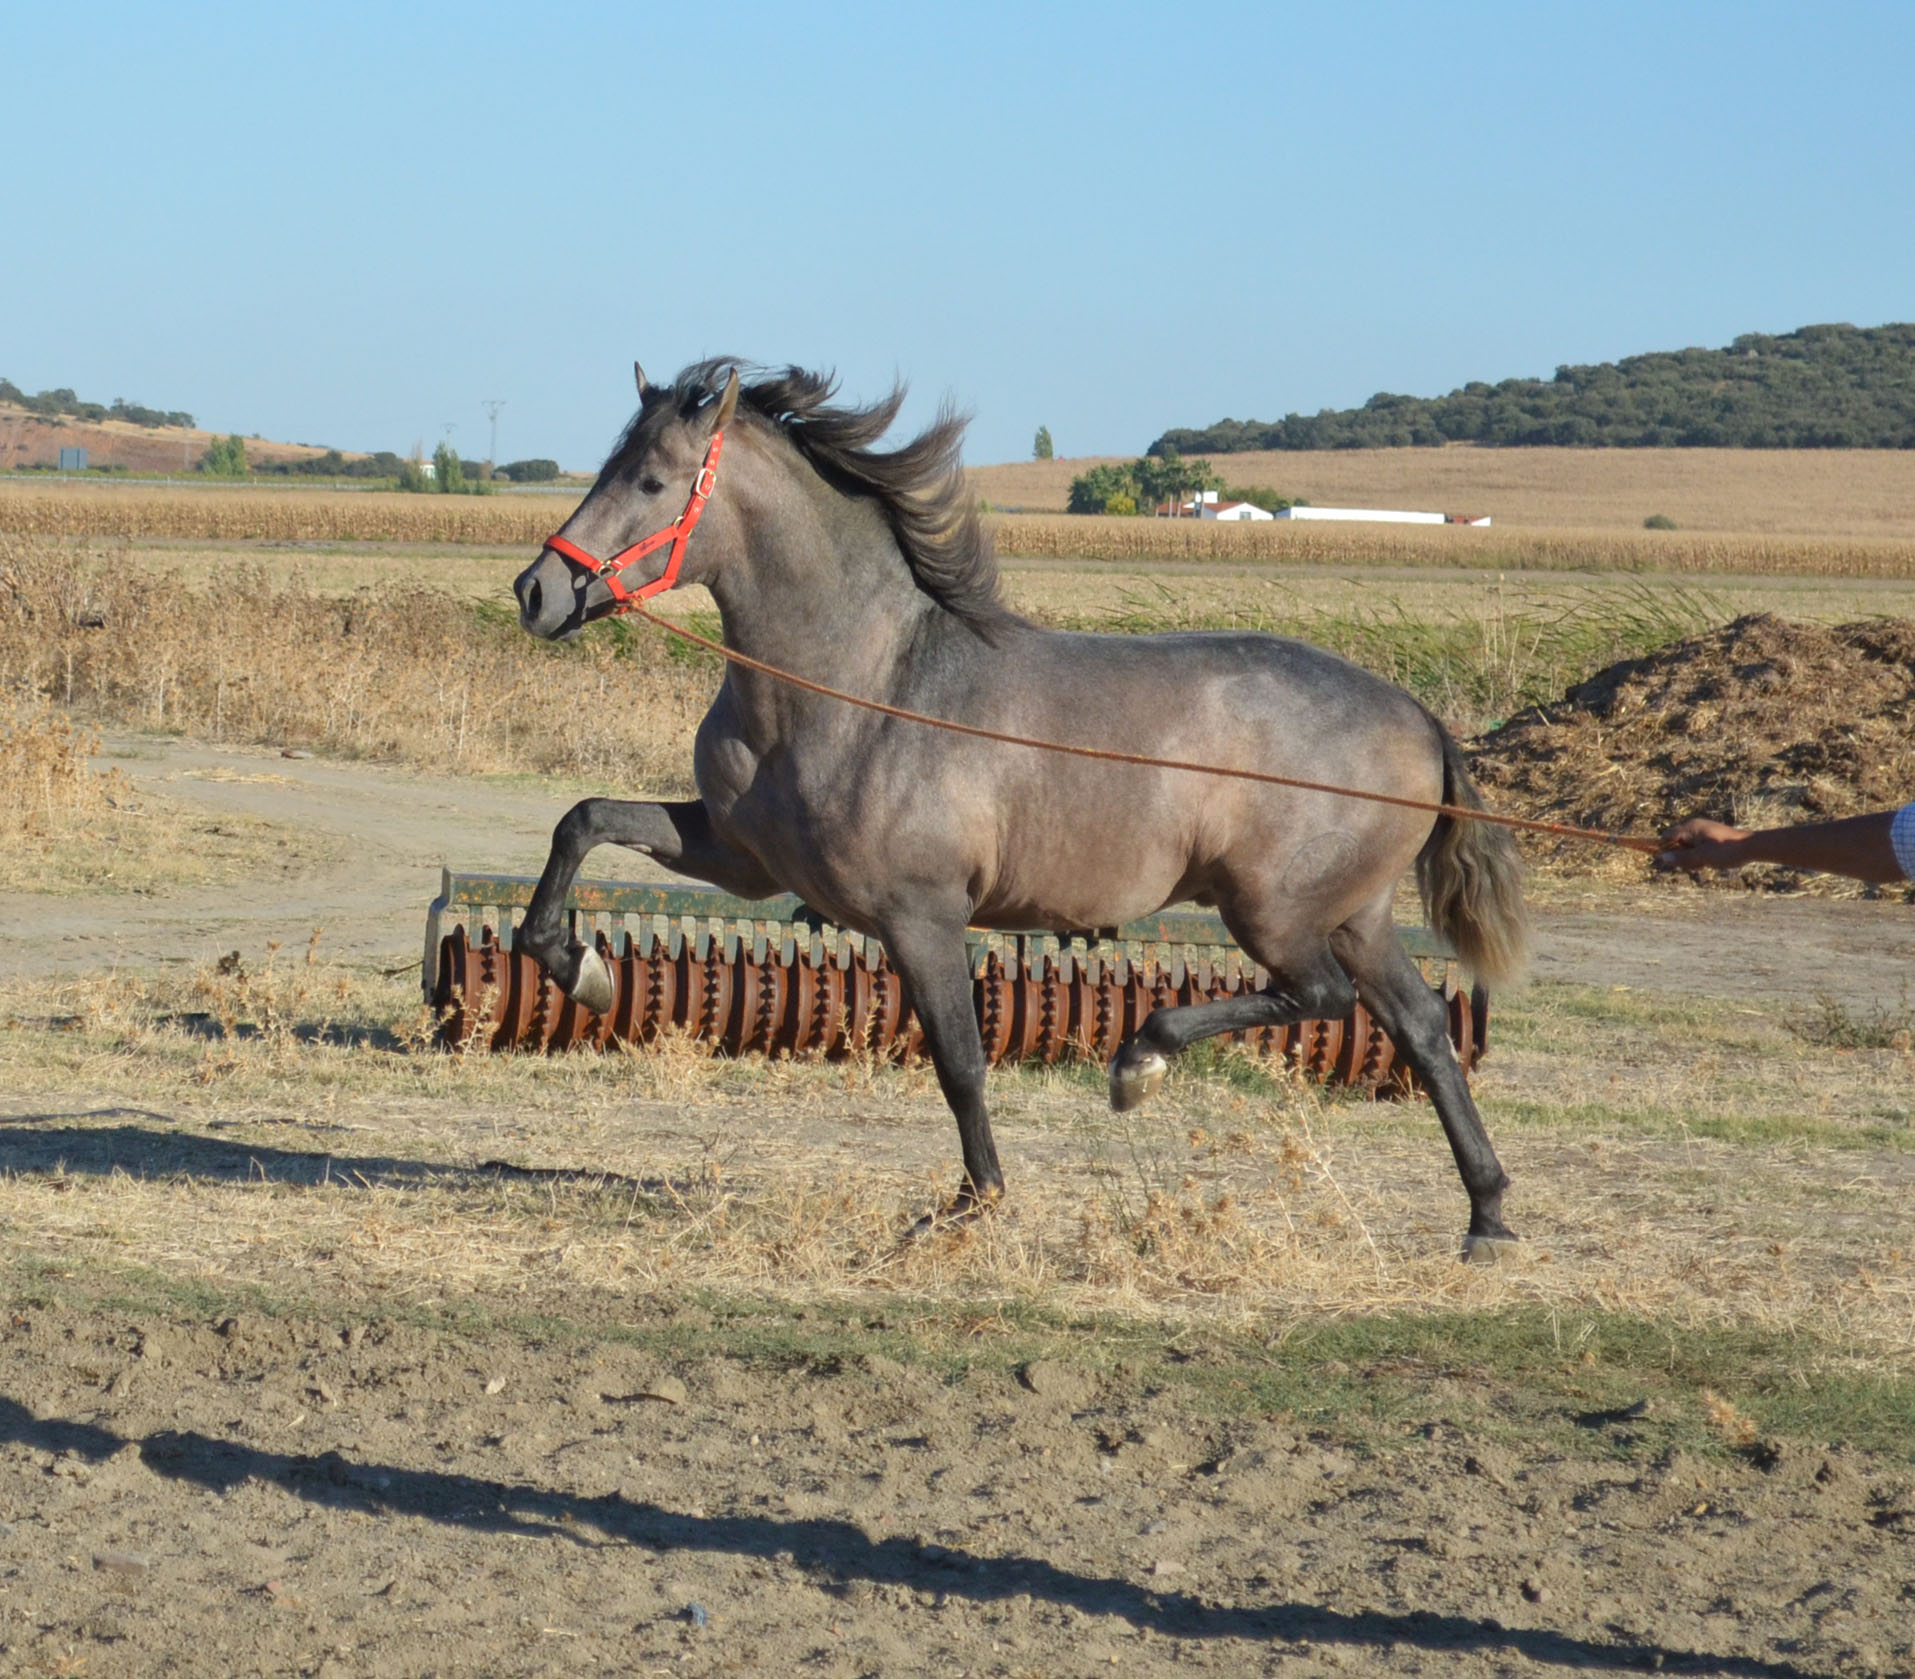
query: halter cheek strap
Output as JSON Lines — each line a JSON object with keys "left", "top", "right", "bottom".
{"left": 542, "top": 429, "right": 725, "bottom": 610}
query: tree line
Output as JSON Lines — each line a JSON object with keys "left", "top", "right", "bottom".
{"left": 1067, "top": 450, "right": 1297, "bottom": 516}
{"left": 1, "top": 378, "right": 194, "bottom": 430}
{"left": 1149, "top": 322, "right": 1915, "bottom": 455}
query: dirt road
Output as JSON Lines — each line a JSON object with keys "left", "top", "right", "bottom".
{"left": 8, "top": 735, "right": 1915, "bottom": 1016}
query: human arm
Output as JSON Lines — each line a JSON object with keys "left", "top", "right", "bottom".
{"left": 1655, "top": 807, "right": 1911, "bottom": 884}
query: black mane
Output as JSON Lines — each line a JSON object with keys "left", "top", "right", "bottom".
{"left": 617, "top": 359, "right": 1020, "bottom": 641}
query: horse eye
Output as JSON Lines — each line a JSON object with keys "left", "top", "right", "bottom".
{"left": 640, "top": 474, "right": 665, "bottom": 495}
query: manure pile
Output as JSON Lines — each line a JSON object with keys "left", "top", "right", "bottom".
{"left": 1470, "top": 612, "right": 1915, "bottom": 884}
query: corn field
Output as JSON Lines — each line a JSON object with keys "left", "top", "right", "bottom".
{"left": 0, "top": 482, "right": 579, "bottom": 544}
{"left": 990, "top": 512, "right": 1915, "bottom": 578}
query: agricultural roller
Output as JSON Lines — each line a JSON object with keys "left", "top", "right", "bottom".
{"left": 424, "top": 870, "right": 1489, "bottom": 1094}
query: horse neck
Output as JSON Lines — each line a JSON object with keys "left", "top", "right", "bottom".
{"left": 703, "top": 437, "right": 945, "bottom": 695}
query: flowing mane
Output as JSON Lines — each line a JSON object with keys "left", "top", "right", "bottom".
{"left": 617, "top": 359, "right": 1022, "bottom": 641}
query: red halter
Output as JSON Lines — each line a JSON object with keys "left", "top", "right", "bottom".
{"left": 541, "top": 429, "right": 725, "bottom": 610}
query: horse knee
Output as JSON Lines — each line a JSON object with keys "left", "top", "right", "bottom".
{"left": 553, "top": 798, "right": 609, "bottom": 852}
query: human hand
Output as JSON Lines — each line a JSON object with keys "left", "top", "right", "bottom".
{"left": 1654, "top": 817, "right": 1752, "bottom": 872}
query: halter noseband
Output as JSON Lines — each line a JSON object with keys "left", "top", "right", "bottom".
{"left": 541, "top": 428, "right": 725, "bottom": 611}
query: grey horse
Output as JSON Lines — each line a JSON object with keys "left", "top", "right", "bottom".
{"left": 512, "top": 360, "right": 1529, "bottom": 1254}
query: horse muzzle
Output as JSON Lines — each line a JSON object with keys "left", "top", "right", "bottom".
{"left": 513, "top": 549, "right": 592, "bottom": 640}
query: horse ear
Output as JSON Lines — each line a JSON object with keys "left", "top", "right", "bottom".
{"left": 711, "top": 368, "right": 741, "bottom": 432}
{"left": 633, "top": 361, "right": 648, "bottom": 397}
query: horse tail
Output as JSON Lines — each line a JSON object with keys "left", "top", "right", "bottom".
{"left": 1415, "top": 719, "right": 1529, "bottom": 988}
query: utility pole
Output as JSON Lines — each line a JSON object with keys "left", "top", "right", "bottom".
{"left": 481, "top": 399, "right": 505, "bottom": 480}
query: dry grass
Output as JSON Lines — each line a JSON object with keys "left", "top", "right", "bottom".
{"left": 990, "top": 511, "right": 1915, "bottom": 578}
{"left": 0, "top": 691, "right": 125, "bottom": 838}
{"left": 0, "top": 536, "right": 709, "bottom": 788}
{"left": 974, "top": 445, "right": 1915, "bottom": 537}
{"left": 1, "top": 954, "right": 1910, "bottom": 1369}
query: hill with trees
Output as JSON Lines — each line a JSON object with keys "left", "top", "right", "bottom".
{"left": 1149, "top": 322, "right": 1915, "bottom": 455}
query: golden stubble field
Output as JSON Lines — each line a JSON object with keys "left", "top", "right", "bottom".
{"left": 971, "top": 444, "right": 1915, "bottom": 536}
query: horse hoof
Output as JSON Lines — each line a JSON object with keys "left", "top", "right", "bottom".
{"left": 568, "top": 945, "right": 615, "bottom": 1016}
{"left": 1461, "top": 1229, "right": 1521, "bottom": 1265}
{"left": 1108, "top": 1048, "right": 1168, "bottom": 1113}
{"left": 904, "top": 1184, "right": 1001, "bottom": 1242}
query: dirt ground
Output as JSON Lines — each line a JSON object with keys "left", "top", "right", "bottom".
{"left": 4, "top": 737, "right": 1914, "bottom": 1678}
{"left": 5, "top": 1296, "right": 1913, "bottom": 1679}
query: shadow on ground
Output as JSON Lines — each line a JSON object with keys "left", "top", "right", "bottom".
{"left": 0, "top": 1112, "right": 645, "bottom": 1191}
{"left": 0, "top": 1395, "right": 1824, "bottom": 1677}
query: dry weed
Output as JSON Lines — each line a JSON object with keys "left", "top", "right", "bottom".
{"left": 0, "top": 688, "right": 125, "bottom": 837}
{"left": 0, "top": 536, "right": 708, "bottom": 785}
{"left": 1701, "top": 1388, "right": 1762, "bottom": 1448}
{"left": 7, "top": 954, "right": 1909, "bottom": 1373}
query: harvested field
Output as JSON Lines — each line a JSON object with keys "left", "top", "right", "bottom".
{"left": 1474, "top": 614, "right": 1915, "bottom": 889}
{"left": 990, "top": 511, "right": 1915, "bottom": 579}
{"left": 16, "top": 477, "right": 1915, "bottom": 580}
{"left": 973, "top": 445, "right": 1915, "bottom": 537}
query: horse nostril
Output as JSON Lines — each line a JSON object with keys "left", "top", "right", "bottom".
{"left": 523, "top": 578, "right": 542, "bottom": 622}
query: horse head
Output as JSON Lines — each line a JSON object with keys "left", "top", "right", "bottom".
{"left": 514, "top": 361, "right": 741, "bottom": 640}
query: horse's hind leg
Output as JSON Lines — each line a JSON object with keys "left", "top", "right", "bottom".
{"left": 1109, "top": 944, "right": 1356, "bottom": 1110}
{"left": 519, "top": 798, "right": 777, "bottom": 1011}
{"left": 1332, "top": 909, "right": 1516, "bottom": 1259}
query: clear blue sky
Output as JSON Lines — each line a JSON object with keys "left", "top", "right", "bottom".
{"left": 6, "top": 1, "right": 1910, "bottom": 470}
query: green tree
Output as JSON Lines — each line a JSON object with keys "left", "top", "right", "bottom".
{"left": 1033, "top": 425, "right": 1053, "bottom": 461}
{"left": 200, "top": 434, "right": 247, "bottom": 477}
{"left": 1066, "top": 462, "right": 1138, "bottom": 514}
{"left": 501, "top": 458, "right": 560, "bottom": 483}
{"left": 432, "top": 440, "right": 466, "bottom": 494}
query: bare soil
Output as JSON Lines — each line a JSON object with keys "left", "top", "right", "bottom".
{"left": 0, "top": 409, "right": 340, "bottom": 475}
{"left": 6, "top": 1298, "right": 1913, "bottom": 1679}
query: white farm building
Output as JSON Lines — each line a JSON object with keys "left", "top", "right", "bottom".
{"left": 1198, "top": 498, "right": 1274, "bottom": 522}
{"left": 1273, "top": 505, "right": 1491, "bottom": 527}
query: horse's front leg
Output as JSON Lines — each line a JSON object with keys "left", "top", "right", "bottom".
{"left": 518, "top": 797, "right": 777, "bottom": 1012}
{"left": 877, "top": 916, "right": 1004, "bottom": 1219}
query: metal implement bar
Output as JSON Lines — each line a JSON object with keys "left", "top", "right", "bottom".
{"left": 422, "top": 866, "right": 1457, "bottom": 999}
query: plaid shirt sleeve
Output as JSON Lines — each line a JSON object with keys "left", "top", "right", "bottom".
{"left": 1892, "top": 804, "right": 1915, "bottom": 881}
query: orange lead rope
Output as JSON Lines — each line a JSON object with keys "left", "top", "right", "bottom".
{"left": 620, "top": 600, "right": 1664, "bottom": 857}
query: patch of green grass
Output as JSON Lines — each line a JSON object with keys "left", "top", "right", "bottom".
{"left": 1066, "top": 579, "right": 1727, "bottom": 733}
{"left": 13, "top": 1260, "right": 1908, "bottom": 1465}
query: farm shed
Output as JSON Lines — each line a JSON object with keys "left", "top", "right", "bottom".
{"left": 1198, "top": 498, "right": 1275, "bottom": 521}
